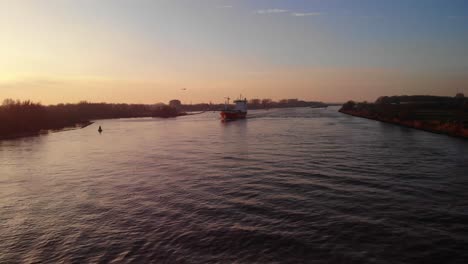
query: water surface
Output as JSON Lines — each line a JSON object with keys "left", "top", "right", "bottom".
{"left": 1, "top": 107, "right": 467, "bottom": 263}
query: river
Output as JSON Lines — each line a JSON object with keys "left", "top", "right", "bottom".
{"left": 1, "top": 107, "right": 467, "bottom": 263}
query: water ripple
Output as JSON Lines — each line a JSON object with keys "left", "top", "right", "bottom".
{"left": 1, "top": 107, "right": 468, "bottom": 263}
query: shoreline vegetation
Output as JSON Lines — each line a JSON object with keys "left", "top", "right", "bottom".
{"left": 0, "top": 99, "right": 186, "bottom": 140}
{"left": 5, "top": 94, "right": 468, "bottom": 140}
{"left": 179, "top": 99, "right": 329, "bottom": 112}
{"left": 339, "top": 94, "right": 468, "bottom": 139}
{"left": 0, "top": 98, "right": 328, "bottom": 140}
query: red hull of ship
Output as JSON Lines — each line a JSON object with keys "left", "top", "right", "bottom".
{"left": 220, "top": 111, "right": 247, "bottom": 120}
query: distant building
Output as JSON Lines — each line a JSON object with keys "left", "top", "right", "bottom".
{"left": 169, "top": 99, "right": 182, "bottom": 109}
{"left": 455, "top": 93, "right": 465, "bottom": 98}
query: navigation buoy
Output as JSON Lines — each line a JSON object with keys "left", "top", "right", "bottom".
{"left": 98, "top": 126, "right": 103, "bottom": 133}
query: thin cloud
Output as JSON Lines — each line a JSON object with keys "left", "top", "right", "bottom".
{"left": 255, "top": 9, "right": 288, "bottom": 15}
{"left": 218, "top": 5, "right": 233, "bottom": 9}
{"left": 292, "top": 12, "right": 322, "bottom": 17}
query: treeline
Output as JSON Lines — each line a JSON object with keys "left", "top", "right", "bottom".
{"left": 342, "top": 95, "right": 468, "bottom": 111}
{"left": 374, "top": 95, "right": 467, "bottom": 106}
{"left": 1, "top": 97, "right": 328, "bottom": 139}
{"left": 180, "top": 98, "right": 328, "bottom": 112}
{"left": 247, "top": 98, "right": 327, "bottom": 109}
{"left": 0, "top": 99, "right": 183, "bottom": 139}
{"left": 340, "top": 95, "right": 468, "bottom": 122}
{"left": 0, "top": 100, "right": 61, "bottom": 138}
{"left": 339, "top": 94, "right": 468, "bottom": 138}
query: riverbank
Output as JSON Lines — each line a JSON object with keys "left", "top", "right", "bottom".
{"left": 0, "top": 100, "right": 188, "bottom": 141}
{"left": 0, "top": 112, "right": 191, "bottom": 141}
{"left": 339, "top": 95, "right": 468, "bottom": 139}
{"left": 0, "top": 121, "right": 94, "bottom": 140}
{"left": 0, "top": 112, "right": 194, "bottom": 140}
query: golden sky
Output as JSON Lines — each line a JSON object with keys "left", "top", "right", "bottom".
{"left": 1, "top": 0, "right": 467, "bottom": 104}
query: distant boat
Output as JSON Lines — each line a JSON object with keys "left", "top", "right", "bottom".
{"left": 98, "top": 126, "right": 103, "bottom": 133}
{"left": 220, "top": 96, "right": 248, "bottom": 121}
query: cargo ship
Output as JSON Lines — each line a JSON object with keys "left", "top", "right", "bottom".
{"left": 220, "top": 97, "right": 248, "bottom": 121}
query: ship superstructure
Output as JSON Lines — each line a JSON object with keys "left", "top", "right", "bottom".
{"left": 220, "top": 96, "right": 247, "bottom": 121}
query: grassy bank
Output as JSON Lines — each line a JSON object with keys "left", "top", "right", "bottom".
{"left": 0, "top": 99, "right": 185, "bottom": 140}
{"left": 339, "top": 95, "right": 468, "bottom": 139}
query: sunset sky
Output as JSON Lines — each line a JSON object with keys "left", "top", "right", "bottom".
{"left": 1, "top": 0, "right": 467, "bottom": 104}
